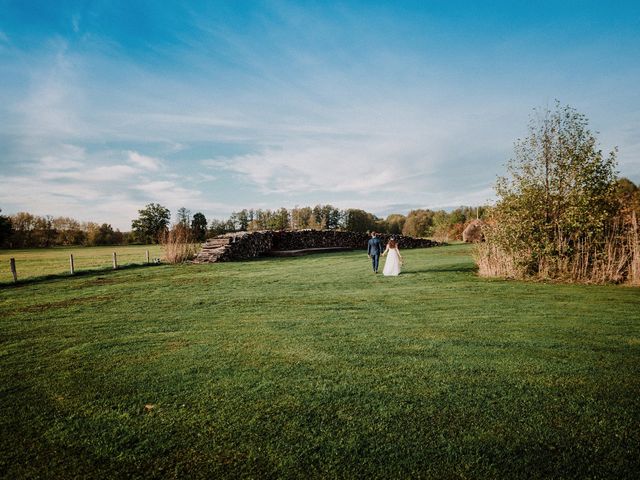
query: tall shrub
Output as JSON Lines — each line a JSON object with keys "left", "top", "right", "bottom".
{"left": 162, "top": 224, "right": 199, "bottom": 264}
{"left": 476, "top": 103, "right": 638, "bottom": 283}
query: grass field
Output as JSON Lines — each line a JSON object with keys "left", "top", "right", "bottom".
{"left": 0, "top": 244, "right": 164, "bottom": 284}
{"left": 1, "top": 244, "right": 639, "bottom": 478}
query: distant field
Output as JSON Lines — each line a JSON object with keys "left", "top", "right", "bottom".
{"left": 0, "top": 244, "right": 164, "bottom": 283}
{"left": 1, "top": 244, "right": 639, "bottom": 478}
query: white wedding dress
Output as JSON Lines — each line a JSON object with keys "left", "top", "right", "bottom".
{"left": 383, "top": 247, "right": 402, "bottom": 276}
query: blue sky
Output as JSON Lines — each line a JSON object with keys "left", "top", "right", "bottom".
{"left": 1, "top": 0, "right": 639, "bottom": 229}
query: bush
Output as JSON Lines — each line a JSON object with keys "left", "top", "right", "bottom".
{"left": 161, "top": 224, "right": 199, "bottom": 264}
{"left": 476, "top": 102, "right": 638, "bottom": 284}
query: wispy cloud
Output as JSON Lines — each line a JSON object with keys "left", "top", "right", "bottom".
{"left": 128, "top": 151, "right": 162, "bottom": 171}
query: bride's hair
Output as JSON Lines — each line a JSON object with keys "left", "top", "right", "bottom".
{"left": 388, "top": 239, "right": 397, "bottom": 248}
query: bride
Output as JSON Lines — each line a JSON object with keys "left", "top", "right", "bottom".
{"left": 382, "top": 238, "right": 403, "bottom": 276}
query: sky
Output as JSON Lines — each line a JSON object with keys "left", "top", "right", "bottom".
{"left": 1, "top": 0, "right": 639, "bottom": 230}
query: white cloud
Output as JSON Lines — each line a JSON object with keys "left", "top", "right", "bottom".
{"left": 127, "top": 150, "right": 162, "bottom": 171}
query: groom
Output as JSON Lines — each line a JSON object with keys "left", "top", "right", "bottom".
{"left": 367, "top": 231, "right": 384, "bottom": 274}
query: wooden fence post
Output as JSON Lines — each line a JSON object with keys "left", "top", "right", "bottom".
{"left": 69, "top": 254, "right": 75, "bottom": 275}
{"left": 112, "top": 252, "right": 118, "bottom": 270}
{"left": 10, "top": 257, "right": 17, "bottom": 283}
{"left": 146, "top": 250, "right": 150, "bottom": 264}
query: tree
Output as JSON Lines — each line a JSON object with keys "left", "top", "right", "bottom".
{"left": 615, "top": 177, "right": 640, "bottom": 217}
{"left": 231, "top": 209, "right": 251, "bottom": 231}
{"left": 176, "top": 207, "right": 191, "bottom": 226}
{"left": 53, "top": 217, "right": 86, "bottom": 245}
{"left": 84, "top": 222, "right": 101, "bottom": 246}
{"left": 208, "top": 219, "right": 228, "bottom": 236}
{"left": 98, "top": 224, "right": 116, "bottom": 245}
{"left": 269, "top": 207, "right": 290, "bottom": 230}
{"left": 481, "top": 102, "right": 620, "bottom": 279}
{"left": 385, "top": 214, "right": 406, "bottom": 235}
{"left": 10, "top": 212, "right": 36, "bottom": 247}
{"left": 0, "top": 209, "right": 12, "bottom": 247}
{"left": 131, "top": 203, "right": 171, "bottom": 244}
{"left": 291, "top": 206, "right": 313, "bottom": 230}
{"left": 402, "top": 210, "right": 434, "bottom": 237}
{"left": 191, "top": 212, "right": 208, "bottom": 241}
{"left": 343, "top": 209, "right": 379, "bottom": 232}
{"left": 32, "top": 215, "right": 56, "bottom": 247}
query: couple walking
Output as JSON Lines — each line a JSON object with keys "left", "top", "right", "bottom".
{"left": 367, "top": 232, "right": 403, "bottom": 276}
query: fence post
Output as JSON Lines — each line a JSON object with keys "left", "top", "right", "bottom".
{"left": 146, "top": 249, "right": 150, "bottom": 264}
{"left": 10, "top": 258, "right": 17, "bottom": 283}
{"left": 112, "top": 252, "right": 118, "bottom": 270}
{"left": 69, "top": 254, "right": 75, "bottom": 275}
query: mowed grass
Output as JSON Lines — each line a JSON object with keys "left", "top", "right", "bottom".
{"left": 0, "top": 244, "right": 164, "bottom": 283}
{"left": 0, "top": 244, "right": 639, "bottom": 479}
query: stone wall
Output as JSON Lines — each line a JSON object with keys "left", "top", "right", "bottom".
{"left": 193, "top": 230, "right": 439, "bottom": 263}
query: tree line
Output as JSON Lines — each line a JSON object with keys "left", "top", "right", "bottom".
{"left": 0, "top": 202, "right": 488, "bottom": 248}
{"left": 172, "top": 205, "right": 489, "bottom": 242}
{"left": 0, "top": 212, "right": 130, "bottom": 248}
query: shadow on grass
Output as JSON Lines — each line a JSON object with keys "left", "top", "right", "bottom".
{"left": 402, "top": 264, "right": 478, "bottom": 275}
{"left": 0, "top": 262, "right": 164, "bottom": 288}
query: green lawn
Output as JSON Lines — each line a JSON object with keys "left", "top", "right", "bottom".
{"left": 0, "top": 244, "right": 164, "bottom": 283}
{"left": 1, "top": 244, "right": 639, "bottom": 478}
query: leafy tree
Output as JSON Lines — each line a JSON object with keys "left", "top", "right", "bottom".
{"left": 208, "top": 219, "right": 228, "bottom": 236}
{"left": 131, "top": 203, "right": 171, "bottom": 244}
{"left": 230, "top": 209, "right": 251, "bottom": 231}
{"left": 32, "top": 215, "right": 56, "bottom": 247}
{"left": 98, "top": 224, "right": 116, "bottom": 245}
{"left": 10, "top": 212, "right": 36, "bottom": 247}
{"left": 291, "top": 206, "right": 313, "bottom": 229}
{"left": 269, "top": 207, "right": 290, "bottom": 230}
{"left": 385, "top": 214, "right": 406, "bottom": 235}
{"left": 84, "top": 222, "right": 101, "bottom": 246}
{"left": 191, "top": 212, "right": 208, "bottom": 241}
{"left": 485, "top": 102, "right": 619, "bottom": 278}
{"left": 0, "top": 209, "right": 12, "bottom": 247}
{"left": 402, "top": 209, "right": 435, "bottom": 237}
{"left": 344, "top": 209, "right": 379, "bottom": 232}
{"left": 615, "top": 177, "right": 640, "bottom": 217}
{"left": 53, "top": 217, "right": 85, "bottom": 245}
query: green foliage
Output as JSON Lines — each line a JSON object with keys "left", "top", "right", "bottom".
{"left": 207, "top": 218, "right": 230, "bottom": 236}
{"left": 0, "top": 209, "right": 12, "bottom": 247}
{"left": 343, "top": 208, "right": 379, "bottom": 232}
{"left": 484, "top": 102, "right": 623, "bottom": 279}
{"left": 385, "top": 214, "right": 406, "bottom": 234}
{"left": 1, "top": 245, "right": 638, "bottom": 477}
{"left": 615, "top": 177, "right": 640, "bottom": 216}
{"left": 131, "top": 203, "right": 171, "bottom": 244}
{"left": 402, "top": 209, "right": 435, "bottom": 237}
{"left": 209, "top": 205, "right": 487, "bottom": 237}
{"left": 190, "top": 212, "right": 208, "bottom": 242}
{"left": 230, "top": 209, "right": 252, "bottom": 231}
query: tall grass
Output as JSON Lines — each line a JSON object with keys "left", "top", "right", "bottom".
{"left": 161, "top": 224, "right": 199, "bottom": 264}
{"left": 475, "top": 212, "right": 640, "bottom": 284}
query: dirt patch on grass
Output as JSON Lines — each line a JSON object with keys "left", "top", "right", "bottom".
{"left": 16, "top": 295, "right": 116, "bottom": 313}
{"left": 80, "top": 276, "right": 120, "bottom": 287}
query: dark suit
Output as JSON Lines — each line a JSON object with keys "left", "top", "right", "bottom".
{"left": 367, "top": 236, "right": 384, "bottom": 273}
